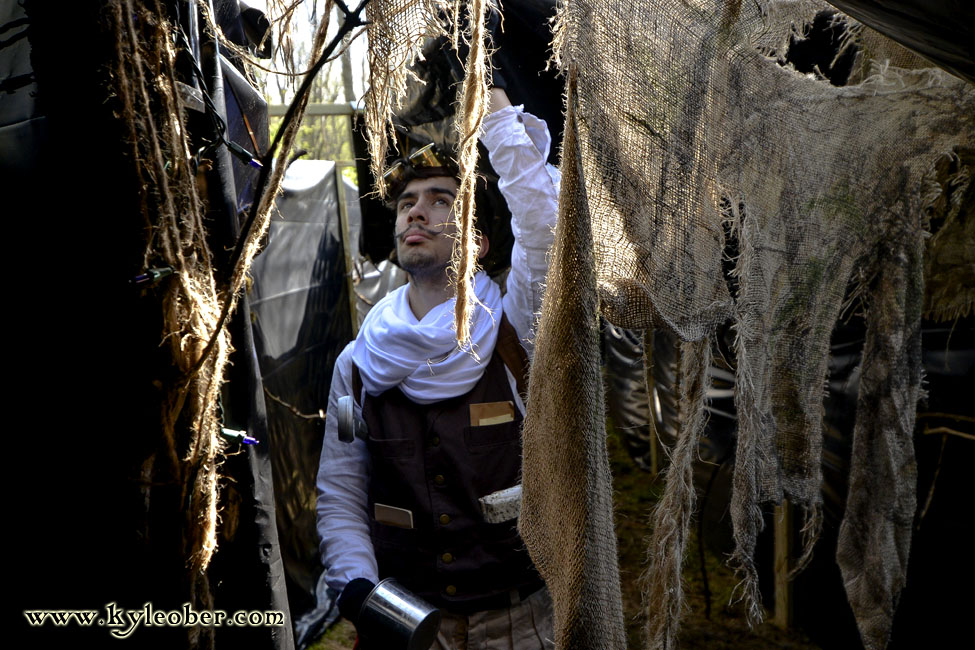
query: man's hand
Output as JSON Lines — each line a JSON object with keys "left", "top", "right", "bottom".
{"left": 338, "top": 577, "right": 376, "bottom": 626}
{"left": 447, "top": 4, "right": 508, "bottom": 94}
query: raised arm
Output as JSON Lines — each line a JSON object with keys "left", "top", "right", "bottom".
{"left": 480, "top": 88, "right": 560, "bottom": 354}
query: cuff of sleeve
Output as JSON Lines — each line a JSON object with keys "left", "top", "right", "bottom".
{"left": 481, "top": 105, "right": 552, "bottom": 163}
{"left": 481, "top": 104, "right": 524, "bottom": 144}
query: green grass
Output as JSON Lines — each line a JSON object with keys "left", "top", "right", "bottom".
{"left": 605, "top": 420, "right": 822, "bottom": 649}
{"left": 305, "top": 618, "right": 356, "bottom": 650}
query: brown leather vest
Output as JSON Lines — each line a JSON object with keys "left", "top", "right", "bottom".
{"left": 354, "top": 316, "right": 541, "bottom": 613}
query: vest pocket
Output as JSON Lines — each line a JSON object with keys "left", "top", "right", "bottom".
{"left": 368, "top": 436, "right": 416, "bottom": 459}
{"left": 463, "top": 420, "right": 521, "bottom": 451}
{"left": 372, "top": 522, "right": 420, "bottom": 581}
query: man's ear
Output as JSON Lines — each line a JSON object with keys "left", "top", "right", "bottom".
{"left": 476, "top": 234, "right": 490, "bottom": 260}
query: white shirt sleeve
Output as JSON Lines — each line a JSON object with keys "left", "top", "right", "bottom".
{"left": 480, "top": 104, "right": 560, "bottom": 355}
{"left": 315, "top": 341, "right": 379, "bottom": 592}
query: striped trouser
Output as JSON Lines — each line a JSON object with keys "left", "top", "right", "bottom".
{"left": 433, "top": 587, "right": 555, "bottom": 650}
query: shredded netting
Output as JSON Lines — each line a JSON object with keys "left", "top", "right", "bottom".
{"left": 363, "top": 0, "right": 448, "bottom": 198}
{"left": 107, "top": 3, "right": 230, "bottom": 645}
{"left": 352, "top": 1, "right": 975, "bottom": 649}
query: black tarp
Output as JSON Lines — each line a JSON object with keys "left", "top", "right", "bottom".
{"left": 827, "top": 0, "right": 974, "bottom": 84}
{"left": 248, "top": 159, "right": 358, "bottom": 646}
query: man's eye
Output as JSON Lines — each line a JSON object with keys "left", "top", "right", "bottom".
{"left": 398, "top": 202, "right": 414, "bottom": 211}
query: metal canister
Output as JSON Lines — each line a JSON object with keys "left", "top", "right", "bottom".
{"left": 358, "top": 578, "right": 441, "bottom": 650}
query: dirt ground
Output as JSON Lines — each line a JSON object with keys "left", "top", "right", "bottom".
{"left": 606, "top": 427, "right": 822, "bottom": 650}
{"left": 310, "top": 427, "right": 824, "bottom": 650}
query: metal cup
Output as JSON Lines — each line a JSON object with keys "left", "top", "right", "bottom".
{"left": 358, "top": 578, "right": 441, "bottom": 650}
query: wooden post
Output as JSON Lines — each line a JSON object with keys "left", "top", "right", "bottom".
{"left": 642, "top": 329, "right": 660, "bottom": 475}
{"left": 648, "top": 404, "right": 660, "bottom": 475}
{"left": 334, "top": 161, "right": 359, "bottom": 338}
{"left": 773, "top": 499, "right": 794, "bottom": 629}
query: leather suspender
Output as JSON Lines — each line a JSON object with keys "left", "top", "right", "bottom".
{"left": 352, "top": 363, "right": 363, "bottom": 407}
{"left": 495, "top": 313, "right": 529, "bottom": 400}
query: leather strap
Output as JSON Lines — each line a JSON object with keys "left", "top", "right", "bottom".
{"left": 352, "top": 363, "right": 363, "bottom": 407}
{"left": 495, "top": 313, "right": 529, "bottom": 400}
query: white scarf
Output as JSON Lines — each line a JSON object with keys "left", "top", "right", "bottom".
{"left": 352, "top": 271, "right": 502, "bottom": 404}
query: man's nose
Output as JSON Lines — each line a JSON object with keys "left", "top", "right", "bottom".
{"left": 407, "top": 201, "right": 427, "bottom": 223}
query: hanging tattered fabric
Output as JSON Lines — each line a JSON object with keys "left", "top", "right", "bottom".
{"left": 539, "top": 0, "right": 975, "bottom": 649}
{"left": 519, "top": 68, "right": 628, "bottom": 649}
{"left": 359, "top": 1, "right": 975, "bottom": 649}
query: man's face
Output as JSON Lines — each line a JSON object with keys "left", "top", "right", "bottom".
{"left": 393, "top": 175, "right": 459, "bottom": 279}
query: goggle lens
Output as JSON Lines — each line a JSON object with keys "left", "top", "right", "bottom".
{"left": 382, "top": 143, "right": 450, "bottom": 186}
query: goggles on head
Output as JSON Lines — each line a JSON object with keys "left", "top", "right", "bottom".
{"left": 382, "top": 143, "right": 456, "bottom": 188}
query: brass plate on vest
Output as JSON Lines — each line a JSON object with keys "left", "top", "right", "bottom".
{"left": 374, "top": 503, "right": 414, "bottom": 529}
{"left": 469, "top": 400, "right": 515, "bottom": 427}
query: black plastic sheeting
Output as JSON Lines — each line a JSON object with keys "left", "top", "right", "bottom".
{"left": 222, "top": 56, "right": 268, "bottom": 213}
{"left": 827, "top": 0, "right": 974, "bottom": 84}
{"left": 248, "top": 160, "right": 358, "bottom": 645}
{"left": 602, "top": 323, "right": 656, "bottom": 471}
{"left": 0, "top": 0, "right": 44, "bottom": 176}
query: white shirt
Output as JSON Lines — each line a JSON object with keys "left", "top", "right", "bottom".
{"left": 315, "top": 105, "right": 560, "bottom": 592}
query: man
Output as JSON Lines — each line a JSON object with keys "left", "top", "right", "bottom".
{"left": 316, "top": 86, "right": 559, "bottom": 649}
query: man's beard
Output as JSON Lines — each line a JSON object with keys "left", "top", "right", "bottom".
{"left": 395, "top": 224, "right": 450, "bottom": 279}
